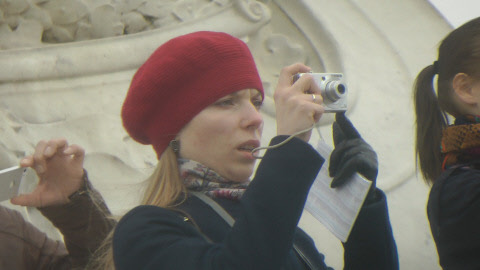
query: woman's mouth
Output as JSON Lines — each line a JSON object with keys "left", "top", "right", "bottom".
{"left": 238, "top": 140, "right": 260, "bottom": 152}
{"left": 237, "top": 140, "right": 260, "bottom": 159}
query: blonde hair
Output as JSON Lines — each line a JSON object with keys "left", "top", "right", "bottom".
{"left": 86, "top": 146, "right": 185, "bottom": 269}
{"left": 142, "top": 147, "right": 185, "bottom": 206}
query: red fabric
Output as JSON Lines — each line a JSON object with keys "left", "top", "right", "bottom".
{"left": 121, "top": 31, "right": 264, "bottom": 159}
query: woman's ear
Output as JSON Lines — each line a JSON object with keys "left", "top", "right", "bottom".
{"left": 453, "top": 73, "right": 478, "bottom": 105}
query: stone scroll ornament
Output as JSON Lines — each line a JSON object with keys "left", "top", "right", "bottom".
{"left": 0, "top": 0, "right": 271, "bottom": 50}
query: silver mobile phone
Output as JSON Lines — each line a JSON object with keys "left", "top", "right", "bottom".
{"left": 0, "top": 166, "right": 27, "bottom": 202}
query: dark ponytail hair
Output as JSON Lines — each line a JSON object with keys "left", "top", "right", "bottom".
{"left": 414, "top": 17, "right": 480, "bottom": 184}
{"left": 413, "top": 65, "right": 448, "bottom": 183}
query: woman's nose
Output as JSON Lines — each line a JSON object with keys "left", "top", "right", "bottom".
{"left": 241, "top": 103, "right": 263, "bottom": 130}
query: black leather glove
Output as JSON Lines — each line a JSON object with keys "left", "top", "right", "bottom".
{"left": 329, "top": 113, "right": 378, "bottom": 193}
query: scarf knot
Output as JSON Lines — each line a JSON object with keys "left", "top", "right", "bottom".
{"left": 441, "top": 115, "right": 480, "bottom": 169}
{"left": 178, "top": 159, "right": 248, "bottom": 200}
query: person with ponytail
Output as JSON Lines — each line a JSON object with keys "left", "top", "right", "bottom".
{"left": 413, "top": 17, "right": 480, "bottom": 270}
{"left": 104, "top": 31, "right": 398, "bottom": 270}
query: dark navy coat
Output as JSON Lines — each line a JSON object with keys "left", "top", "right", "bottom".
{"left": 428, "top": 165, "right": 480, "bottom": 270}
{"left": 113, "top": 136, "right": 398, "bottom": 269}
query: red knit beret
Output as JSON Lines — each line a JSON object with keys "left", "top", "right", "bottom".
{"left": 121, "top": 31, "right": 264, "bottom": 159}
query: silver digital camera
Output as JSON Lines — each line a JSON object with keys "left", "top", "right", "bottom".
{"left": 293, "top": 73, "right": 348, "bottom": 112}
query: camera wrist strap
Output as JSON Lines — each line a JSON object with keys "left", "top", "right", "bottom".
{"left": 251, "top": 124, "right": 316, "bottom": 159}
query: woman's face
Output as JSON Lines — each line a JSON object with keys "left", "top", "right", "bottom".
{"left": 470, "top": 79, "right": 480, "bottom": 114}
{"left": 178, "top": 89, "right": 263, "bottom": 182}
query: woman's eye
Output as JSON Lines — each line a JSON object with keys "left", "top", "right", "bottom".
{"left": 252, "top": 99, "right": 263, "bottom": 109}
{"left": 216, "top": 99, "right": 235, "bottom": 107}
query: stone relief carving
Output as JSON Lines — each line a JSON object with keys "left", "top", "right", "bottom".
{"left": 0, "top": 0, "right": 322, "bottom": 118}
{"left": 0, "top": 0, "right": 274, "bottom": 49}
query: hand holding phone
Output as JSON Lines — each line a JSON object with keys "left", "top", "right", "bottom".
{"left": 10, "top": 138, "right": 85, "bottom": 207}
{"left": 0, "top": 166, "right": 28, "bottom": 202}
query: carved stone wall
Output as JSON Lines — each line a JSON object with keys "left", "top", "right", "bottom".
{"left": 0, "top": 0, "right": 452, "bottom": 269}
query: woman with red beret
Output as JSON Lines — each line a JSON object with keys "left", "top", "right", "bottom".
{"left": 109, "top": 31, "right": 398, "bottom": 269}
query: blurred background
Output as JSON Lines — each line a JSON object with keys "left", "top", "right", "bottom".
{"left": 429, "top": 0, "right": 479, "bottom": 27}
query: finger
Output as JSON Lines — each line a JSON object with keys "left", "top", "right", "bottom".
{"left": 330, "top": 158, "right": 358, "bottom": 188}
{"left": 328, "top": 141, "right": 344, "bottom": 178}
{"left": 45, "top": 138, "right": 68, "bottom": 158}
{"left": 330, "top": 142, "right": 378, "bottom": 185}
{"left": 10, "top": 192, "right": 42, "bottom": 207}
{"left": 332, "top": 121, "right": 346, "bottom": 147}
{"left": 329, "top": 139, "right": 365, "bottom": 178}
{"left": 20, "top": 155, "right": 34, "bottom": 167}
{"left": 330, "top": 174, "right": 349, "bottom": 188}
{"left": 65, "top": 144, "right": 85, "bottom": 165}
{"left": 312, "top": 105, "right": 325, "bottom": 124}
{"left": 335, "top": 113, "right": 361, "bottom": 139}
{"left": 293, "top": 73, "right": 322, "bottom": 96}
{"left": 301, "top": 95, "right": 325, "bottom": 124}
{"left": 307, "top": 93, "right": 323, "bottom": 105}
{"left": 32, "top": 140, "right": 48, "bottom": 174}
{"left": 331, "top": 139, "right": 372, "bottom": 163}
{"left": 277, "top": 63, "right": 311, "bottom": 88}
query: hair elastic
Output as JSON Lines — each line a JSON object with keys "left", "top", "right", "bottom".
{"left": 433, "top": 60, "right": 439, "bottom": 75}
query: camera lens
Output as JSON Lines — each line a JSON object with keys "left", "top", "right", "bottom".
{"left": 324, "top": 81, "right": 347, "bottom": 102}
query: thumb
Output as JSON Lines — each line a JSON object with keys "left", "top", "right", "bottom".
{"left": 335, "top": 113, "right": 361, "bottom": 140}
{"left": 10, "top": 192, "right": 42, "bottom": 207}
{"left": 332, "top": 121, "right": 346, "bottom": 146}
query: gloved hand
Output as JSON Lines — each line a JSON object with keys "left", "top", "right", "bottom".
{"left": 329, "top": 113, "right": 378, "bottom": 193}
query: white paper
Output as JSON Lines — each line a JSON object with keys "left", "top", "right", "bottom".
{"left": 304, "top": 140, "right": 372, "bottom": 242}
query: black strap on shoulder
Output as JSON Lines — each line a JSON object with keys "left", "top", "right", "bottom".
{"left": 189, "top": 192, "right": 315, "bottom": 270}
{"left": 190, "top": 191, "right": 235, "bottom": 226}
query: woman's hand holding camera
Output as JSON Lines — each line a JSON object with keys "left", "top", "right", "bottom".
{"left": 274, "top": 63, "right": 325, "bottom": 142}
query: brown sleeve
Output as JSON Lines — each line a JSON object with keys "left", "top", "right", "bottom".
{"left": 0, "top": 205, "right": 70, "bottom": 270}
{"left": 38, "top": 171, "right": 116, "bottom": 269}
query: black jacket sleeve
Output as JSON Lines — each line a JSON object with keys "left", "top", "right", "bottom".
{"left": 343, "top": 188, "right": 398, "bottom": 270}
{"left": 427, "top": 167, "right": 480, "bottom": 270}
{"left": 39, "top": 177, "right": 115, "bottom": 269}
{"left": 113, "top": 136, "right": 324, "bottom": 270}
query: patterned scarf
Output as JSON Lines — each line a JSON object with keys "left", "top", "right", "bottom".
{"left": 178, "top": 159, "right": 249, "bottom": 200}
{"left": 441, "top": 115, "right": 480, "bottom": 170}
